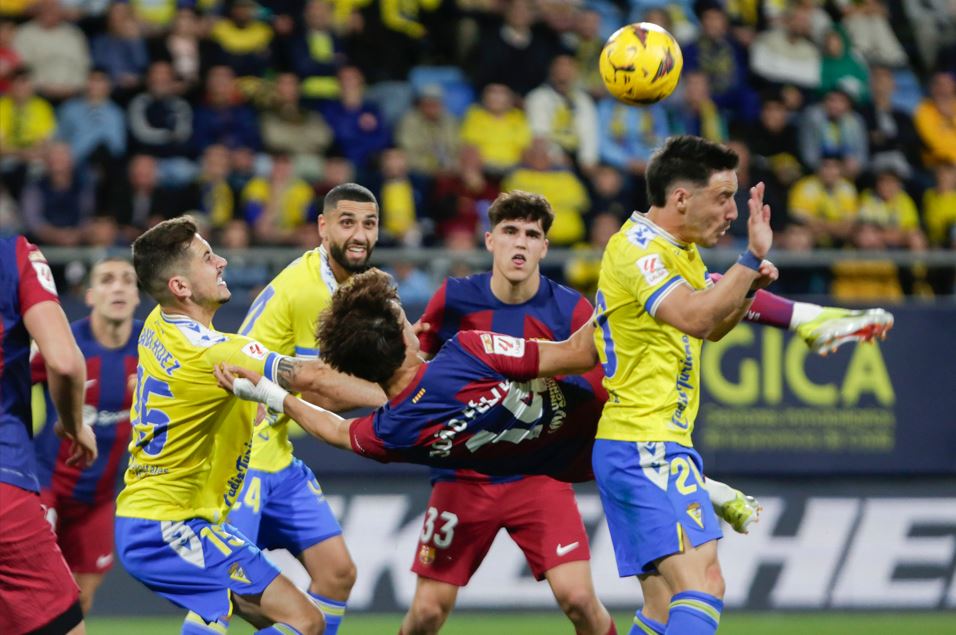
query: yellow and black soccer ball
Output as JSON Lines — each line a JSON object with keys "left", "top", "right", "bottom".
{"left": 599, "top": 22, "right": 683, "bottom": 105}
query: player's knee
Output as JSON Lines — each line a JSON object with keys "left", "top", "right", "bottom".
{"left": 555, "top": 585, "right": 600, "bottom": 624}
{"left": 407, "top": 597, "right": 451, "bottom": 632}
{"left": 704, "top": 563, "right": 725, "bottom": 600}
{"left": 290, "top": 604, "right": 325, "bottom": 635}
{"left": 327, "top": 558, "right": 357, "bottom": 593}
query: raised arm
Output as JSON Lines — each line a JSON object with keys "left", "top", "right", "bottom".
{"left": 655, "top": 183, "right": 778, "bottom": 341}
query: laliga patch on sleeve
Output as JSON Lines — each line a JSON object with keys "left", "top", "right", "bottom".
{"left": 491, "top": 334, "right": 525, "bottom": 358}
{"left": 241, "top": 341, "right": 268, "bottom": 360}
{"left": 32, "top": 261, "right": 59, "bottom": 296}
{"left": 480, "top": 333, "right": 494, "bottom": 354}
{"left": 636, "top": 254, "right": 668, "bottom": 286}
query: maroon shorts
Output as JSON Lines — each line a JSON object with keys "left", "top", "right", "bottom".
{"left": 0, "top": 483, "right": 80, "bottom": 635}
{"left": 410, "top": 475, "right": 590, "bottom": 586}
{"left": 40, "top": 489, "right": 116, "bottom": 574}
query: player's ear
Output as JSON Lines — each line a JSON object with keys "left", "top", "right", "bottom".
{"left": 484, "top": 230, "right": 494, "bottom": 253}
{"left": 541, "top": 238, "right": 549, "bottom": 259}
{"left": 167, "top": 275, "right": 190, "bottom": 302}
{"left": 317, "top": 213, "right": 327, "bottom": 241}
{"left": 672, "top": 186, "right": 691, "bottom": 213}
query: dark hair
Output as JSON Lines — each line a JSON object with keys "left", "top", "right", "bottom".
{"left": 131, "top": 216, "right": 198, "bottom": 302}
{"left": 318, "top": 269, "right": 406, "bottom": 384}
{"left": 645, "top": 135, "right": 739, "bottom": 207}
{"left": 322, "top": 182, "right": 378, "bottom": 213}
{"left": 89, "top": 256, "right": 134, "bottom": 284}
{"left": 487, "top": 190, "right": 555, "bottom": 234}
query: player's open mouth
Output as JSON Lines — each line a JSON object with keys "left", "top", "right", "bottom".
{"left": 347, "top": 244, "right": 367, "bottom": 258}
{"left": 512, "top": 254, "right": 526, "bottom": 266}
{"left": 217, "top": 275, "right": 227, "bottom": 286}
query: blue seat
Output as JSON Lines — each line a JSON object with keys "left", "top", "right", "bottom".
{"left": 365, "top": 80, "right": 414, "bottom": 129}
{"left": 891, "top": 68, "right": 924, "bottom": 115}
{"left": 408, "top": 66, "right": 477, "bottom": 119}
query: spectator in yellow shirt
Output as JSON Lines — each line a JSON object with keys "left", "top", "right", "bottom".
{"left": 923, "top": 162, "right": 956, "bottom": 247}
{"left": 857, "top": 168, "right": 925, "bottom": 249}
{"left": 788, "top": 154, "right": 858, "bottom": 246}
{"left": 0, "top": 68, "right": 55, "bottom": 195}
{"left": 914, "top": 71, "right": 956, "bottom": 167}
{"left": 502, "top": 138, "right": 589, "bottom": 246}
{"left": 378, "top": 147, "right": 424, "bottom": 246}
{"left": 209, "top": 0, "right": 274, "bottom": 77}
{"left": 241, "top": 154, "right": 317, "bottom": 246}
{"left": 459, "top": 83, "right": 532, "bottom": 176}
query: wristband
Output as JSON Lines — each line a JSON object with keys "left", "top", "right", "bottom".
{"left": 233, "top": 376, "right": 289, "bottom": 414}
{"left": 737, "top": 250, "right": 762, "bottom": 272}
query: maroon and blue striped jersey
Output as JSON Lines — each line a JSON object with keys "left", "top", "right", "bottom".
{"left": 348, "top": 330, "right": 603, "bottom": 482}
{"left": 0, "top": 236, "right": 61, "bottom": 493}
{"left": 402, "top": 271, "right": 604, "bottom": 483}
{"left": 33, "top": 318, "right": 142, "bottom": 504}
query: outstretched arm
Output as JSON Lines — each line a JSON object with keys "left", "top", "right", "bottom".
{"left": 217, "top": 364, "right": 354, "bottom": 451}
{"left": 274, "top": 356, "right": 387, "bottom": 410}
{"left": 535, "top": 321, "right": 600, "bottom": 377}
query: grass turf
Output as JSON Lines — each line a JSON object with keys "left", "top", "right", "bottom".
{"left": 87, "top": 612, "right": 955, "bottom": 634}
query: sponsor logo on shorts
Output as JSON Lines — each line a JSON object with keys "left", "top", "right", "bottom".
{"left": 555, "top": 541, "right": 580, "bottom": 557}
{"left": 96, "top": 553, "right": 113, "bottom": 570}
{"left": 229, "top": 563, "right": 251, "bottom": 584}
{"left": 686, "top": 502, "right": 703, "bottom": 528}
{"left": 418, "top": 544, "right": 436, "bottom": 565}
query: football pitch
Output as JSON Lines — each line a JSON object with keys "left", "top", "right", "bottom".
{"left": 87, "top": 612, "right": 955, "bottom": 634}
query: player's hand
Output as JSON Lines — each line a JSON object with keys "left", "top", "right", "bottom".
{"left": 65, "top": 423, "right": 97, "bottom": 467}
{"left": 127, "top": 373, "right": 137, "bottom": 394}
{"left": 412, "top": 319, "right": 430, "bottom": 336}
{"left": 746, "top": 182, "right": 773, "bottom": 259}
{"left": 751, "top": 259, "right": 779, "bottom": 292}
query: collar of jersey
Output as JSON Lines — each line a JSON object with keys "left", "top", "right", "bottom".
{"left": 160, "top": 311, "right": 198, "bottom": 325}
{"left": 316, "top": 245, "right": 339, "bottom": 294}
{"left": 629, "top": 212, "right": 688, "bottom": 249}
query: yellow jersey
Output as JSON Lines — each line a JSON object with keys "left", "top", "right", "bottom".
{"left": 593, "top": 212, "right": 709, "bottom": 446}
{"left": 116, "top": 307, "right": 281, "bottom": 522}
{"left": 239, "top": 247, "right": 338, "bottom": 472}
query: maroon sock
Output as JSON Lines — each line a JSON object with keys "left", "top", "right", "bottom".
{"left": 607, "top": 620, "right": 618, "bottom": 635}
{"left": 709, "top": 272, "right": 793, "bottom": 329}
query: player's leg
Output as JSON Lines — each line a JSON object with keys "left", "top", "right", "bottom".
{"left": 258, "top": 460, "right": 355, "bottom": 635}
{"left": 115, "top": 516, "right": 320, "bottom": 634}
{"left": 0, "top": 483, "right": 84, "bottom": 635}
{"left": 401, "top": 481, "right": 502, "bottom": 635}
{"left": 654, "top": 541, "right": 724, "bottom": 635}
{"left": 502, "top": 476, "right": 613, "bottom": 635}
{"left": 400, "top": 576, "right": 460, "bottom": 635}
{"left": 183, "top": 469, "right": 270, "bottom": 633}
{"left": 544, "top": 561, "right": 616, "bottom": 635}
{"left": 633, "top": 573, "right": 671, "bottom": 634}
{"left": 593, "top": 441, "right": 724, "bottom": 635}
{"left": 58, "top": 498, "right": 116, "bottom": 614}
{"left": 709, "top": 272, "right": 894, "bottom": 354}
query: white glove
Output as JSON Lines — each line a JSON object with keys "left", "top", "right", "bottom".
{"left": 232, "top": 376, "right": 289, "bottom": 414}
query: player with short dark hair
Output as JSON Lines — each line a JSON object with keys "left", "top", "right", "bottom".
{"left": 0, "top": 235, "right": 95, "bottom": 635}
{"left": 592, "top": 135, "right": 777, "bottom": 635}
{"left": 117, "top": 216, "right": 325, "bottom": 635}
{"left": 33, "top": 257, "right": 142, "bottom": 614}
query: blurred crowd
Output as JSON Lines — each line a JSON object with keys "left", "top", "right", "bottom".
{"left": 1, "top": 0, "right": 955, "bottom": 299}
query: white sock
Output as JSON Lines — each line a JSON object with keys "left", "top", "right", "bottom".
{"left": 704, "top": 477, "right": 738, "bottom": 507}
{"left": 789, "top": 302, "right": 824, "bottom": 330}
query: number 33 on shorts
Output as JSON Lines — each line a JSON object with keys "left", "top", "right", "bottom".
{"left": 419, "top": 506, "right": 459, "bottom": 555}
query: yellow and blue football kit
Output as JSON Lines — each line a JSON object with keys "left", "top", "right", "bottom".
{"left": 114, "top": 307, "right": 285, "bottom": 622}
{"left": 591, "top": 212, "right": 723, "bottom": 577}
{"left": 230, "top": 246, "right": 342, "bottom": 554}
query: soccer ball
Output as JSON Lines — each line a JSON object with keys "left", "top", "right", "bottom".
{"left": 599, "top": 22, "right": 683, "bottom": 105}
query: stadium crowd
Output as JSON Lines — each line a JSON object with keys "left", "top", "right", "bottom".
{"left": 1, "top": 0, "right": 955, "bottom": 298}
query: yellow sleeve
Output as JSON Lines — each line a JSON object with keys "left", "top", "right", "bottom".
{"left": 34, "top": 99, "right": 56, "bottom": 141}
{"left": 201, "top": 335, "right": 281, "bottom": 381}
{"left": 914, "top": 101, "right": 956, "bottom": 164}
{"left": 788, "top": 179, "right": 818, "bottom": 219}
{"left": 923, "top": 190, "right": 944, "bottom": 244}
{"left": 242, "top": 177, "right": 269, "bottom": 204}
{"left": 0, "top": 100, "right": 11, "bottom": 146}
{"left": 615, "top": 241, "right": 686, "bottom": 318}
{"left": 897, "top": 193, "right": 919, "bottom": 231}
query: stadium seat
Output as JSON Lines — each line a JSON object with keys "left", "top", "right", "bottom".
{"left": 365, "top": 80, "right": 415, "bottom": 129}
{"left": 408, "top": 66, "right": 476, "bottom": 119}
{"left": 891, "top": 68, "right": 924, "bottom": 114}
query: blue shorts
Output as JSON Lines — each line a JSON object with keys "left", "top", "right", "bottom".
{"left": 114, "top": 516, "right": 280, "bottom": 622}
{"left": 593, "top": 440, "right": 722, "bottom": 577}
{"left": 227, "top": 458, "right": 342, "bottom": 554}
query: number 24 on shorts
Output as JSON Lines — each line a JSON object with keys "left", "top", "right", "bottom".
{"left": 420, "top": 507, "right": 459, "bottom": 549}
